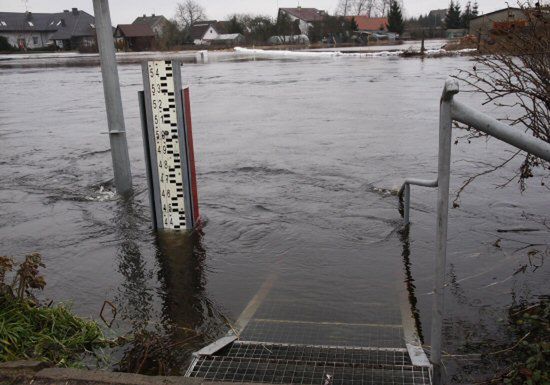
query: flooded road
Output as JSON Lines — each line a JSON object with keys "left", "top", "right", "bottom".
{"left": 1, "top": 55, "right": 548, "bottom": 382}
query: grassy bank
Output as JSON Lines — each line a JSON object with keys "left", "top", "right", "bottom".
{"left": 0, "top": 295, "right": 108, "bottom": 366}
{"left": 0, "top": 254, "right": 108, "bottom": 367}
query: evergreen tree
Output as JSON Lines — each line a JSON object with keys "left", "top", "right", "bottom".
{"left": 472, "top": 1, "right": 479, "bottom": 17}
{"left": 387, "top": 0, "right": 404, "bottom": 34}
{"left": 445, "top": 0, "right": 462, "bottom": 29}
{"left": 350, "top": 16, "right": 358, "bottom": 31}
{"left": 276, "top": 11, "right": 293, "bottom": 38}
{"left": 461, "top": 1, "right": 473, "bottom": 28}
{"left": 227, "top": 15, "right": 245, "bottom": 34}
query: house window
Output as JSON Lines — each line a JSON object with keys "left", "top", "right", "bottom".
{"left": 32, "top": 36, "right": 39, "bottom": 45}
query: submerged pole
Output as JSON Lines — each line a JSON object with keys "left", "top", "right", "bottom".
{"left": 430, "top": 79, "right": 458, "bottom": 384}
{"left": 92, "top": 0, "right": 133, "bottom": 195}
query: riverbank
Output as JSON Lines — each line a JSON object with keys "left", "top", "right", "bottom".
{"left": 0, "top": 361, "right": 206, "bottom": 385}
{"left": 0, "top": 40, "right": 473, "bottom": 69}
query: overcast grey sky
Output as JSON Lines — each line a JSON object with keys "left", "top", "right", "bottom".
{"left": 3, "top": 0, "right": 510, "bottom": 24}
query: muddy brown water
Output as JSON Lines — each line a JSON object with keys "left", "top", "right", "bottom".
{"left": 0, "top": 54, "right": 548, "bottom": 382}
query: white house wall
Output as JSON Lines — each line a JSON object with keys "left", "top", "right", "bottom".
{"left": 0, "top": 31, "right": 52, "bottom": 48}
{"left": 202, "top": 26, "right": 218, "bottom": 41}
{"left": 280, "top": 11, "right": 311, "bottom": 35}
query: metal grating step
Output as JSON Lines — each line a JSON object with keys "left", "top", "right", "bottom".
{"left": 239, "top": 319, "right": 405, "bottom": 348}
{"left": 223, "top": 341, "right": 413, "bottom": 367}
{"left": 188, "top": 355, "right": 431, "bottom": 384}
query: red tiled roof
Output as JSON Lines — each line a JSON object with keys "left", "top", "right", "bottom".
{"left": 116, "top": 23, "right": 154, "bottom": 37}
{"left": 348, "top": 16, "right": 388, "bottom": 31}
{"left": 280, "top": 8, "right": 325, "bottom": 22}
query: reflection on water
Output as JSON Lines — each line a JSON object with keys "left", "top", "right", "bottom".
{"left": 155, "top": 230, "right": 227, "bottom": 343}
{"left": 399, "top": 226, "right": 424, "bottom": 344}
{"left": 111, "top": 198, "right": 226, "bottom": 375}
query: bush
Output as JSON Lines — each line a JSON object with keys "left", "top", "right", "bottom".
{"left": 0, "top": 36, "right": 15, "bottom": 52}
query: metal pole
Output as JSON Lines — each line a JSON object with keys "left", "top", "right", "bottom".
{"left": 404, "top": 183, "right": 410, "bottom": 225}
{"left": 431, "top": 79, "right": 458, "bottom": 384}
{"left": 93, "top": 0, "right": 132, "bottom": 195}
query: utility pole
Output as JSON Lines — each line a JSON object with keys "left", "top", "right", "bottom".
{"left": 92, "top": 0, "right": 133, "bottom": 195}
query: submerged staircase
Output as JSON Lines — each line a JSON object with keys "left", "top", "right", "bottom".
{"left": 185, "top": 275, "right": 432, "bottom": 385}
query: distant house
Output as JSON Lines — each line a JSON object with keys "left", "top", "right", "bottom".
{"left": 446, "top": 28, "right": 468, "bottom": 39}
{"left": 0, "top": 8, "right": 96, "bottom": 50}
{"left": 278, "top": 7, "right": 326, "bottom": 35}
{"left": 469, "top": 7, "right": 526, "bottom": 37}
{"left": 132, "top": 14, "right": 169, "bottom": 37}
{"left": 190, "top": 21, "right": 219, "bottom": 45}
{"left": 211, "top": 33, "right": 245, "bottom": 46}
{"left": 347, "top": 16, "right": 388, "bottom": 32}
{"left": 213, "top": 20, "right": 228, "bottom": 34}
{"left": 115, "top": 24, "right": 155, "bottom": 51}
{"left": 49, "top": 8, "right": 96, "bottom": 50}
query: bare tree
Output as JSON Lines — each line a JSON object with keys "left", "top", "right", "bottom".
{"left": 175, "top": 0, "right": 206, "bottom": 31}
{"left": 377, "top": 0, "right": 391, "bottom": 16}
{"left": 336, "top": 0, "right": 352, "bottom": 16}
{"left": 337, "top": 0, "right": 380, "bottom": 16}
{"left": 452, "top": 1, "right": 549, "bottom": 203}
{"left": 354, "top": 0, "right": 375, "bottom": 16}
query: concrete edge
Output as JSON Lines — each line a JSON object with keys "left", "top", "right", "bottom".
{"left": 0, "top": 362, "right": 284, "bottom": 385}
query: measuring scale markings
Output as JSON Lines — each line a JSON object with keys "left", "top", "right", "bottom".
{"left": 147, "top": 61, "right": 186, "bottom": 230}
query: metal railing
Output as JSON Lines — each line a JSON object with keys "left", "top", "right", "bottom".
{"left": 398, "top": 178, "right": 438, "bottom": 225}
{"left": 400, "top": 79, "right": 550, "bottom": 384}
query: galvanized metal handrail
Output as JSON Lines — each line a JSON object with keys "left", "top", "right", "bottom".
{"left": 405, "top": 79, "right": 550, "bottom": 385}
{"left": 398, "top": 178, "right": 438, "bottom": 224}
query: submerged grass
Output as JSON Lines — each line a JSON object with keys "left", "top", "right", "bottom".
{"left": 0, "top": 294, "right": 108, "bottom": 366}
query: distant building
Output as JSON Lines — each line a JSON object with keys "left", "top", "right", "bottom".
{"left": 132, "top": 14, "right": 169, "bottom": 37}
{"left": 347, "top": 16, "right": 388, "bottom": 32}
{"left": 215, "top": 21, "right": 228, "bottom": 34}
{"left": 115, "top": 24, "right": 155, "bottom": 51}
{"left": 469, "top": 7, "right": 526, "bottom": 37}
{"left": 446, "top": 28, "right": 468, "bottom": 39}
{"left": 0, "top": 8, "right": 96, "bottom": 50}
{"left": 190, "top": 21, "right": 219, "bottom": 45}
{"left": 278, "top": 7, "right": 326, "bottom": 35}
{"left": 50, "top": 8, "right": 96, "bottom": 50}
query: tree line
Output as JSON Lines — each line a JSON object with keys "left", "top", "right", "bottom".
{"left": 157, "top": 0, "right": 405, "bottom": 48}
{"left": 157, "top": 0, "right": 483, "bottom": 48}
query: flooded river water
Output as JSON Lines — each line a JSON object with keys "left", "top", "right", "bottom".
{"left": 0, "top": 54, "right": 548, "bottom": 383}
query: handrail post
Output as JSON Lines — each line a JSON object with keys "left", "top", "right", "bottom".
{"left": 404, "top": 183, "right": 411, "bottom": 225}
{"left": 431, "top": 79, "right": 458, "bottom": 384}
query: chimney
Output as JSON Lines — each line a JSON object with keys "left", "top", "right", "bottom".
{"left": 72, "top": 8, "right": 79, "bottom": 15}
{"left": 63, "top": 10, "right": 69, "bottom": 13}
{"left": 25, "top": 11, "right": 32, "bottom": 21}
{"left": 143, "top": 14, "right": 146, "bottom": 18}
{"left": 152, "top": 13, "right": 155, "bottom": 17}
